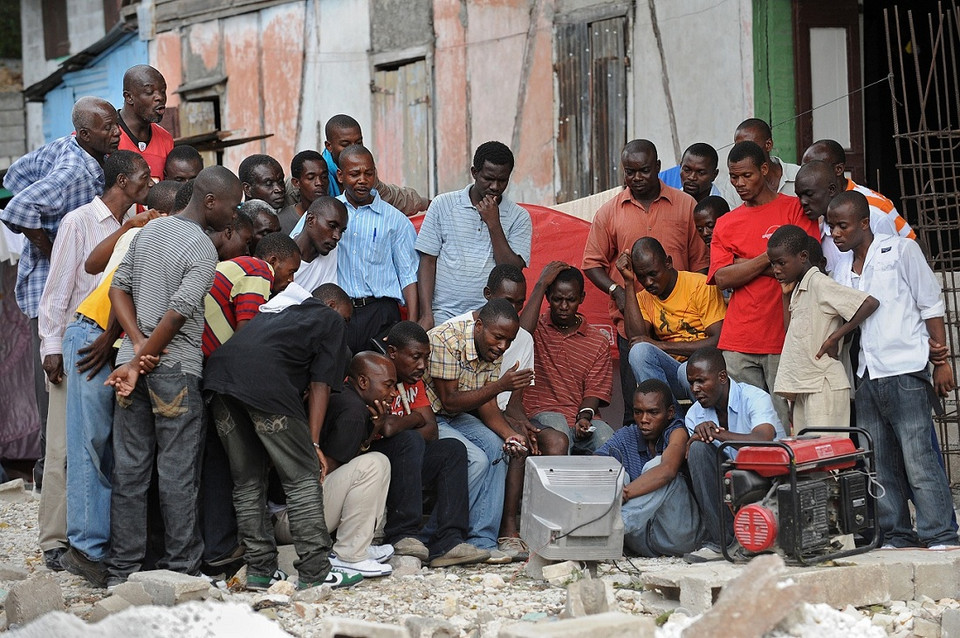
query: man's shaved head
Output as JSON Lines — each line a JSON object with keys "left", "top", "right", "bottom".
{"left": 338, "top": 144, "right": 374, "bottom": 166}
{"left": 795, "top": 159, "right": 836, "bottom": 186}
{"left": 687, "top": 346, "right": 727, "bottom": 373}
{"left": 193, "top": 165, "right": 242, "bottom": 200}
{"left": 123, "top": 65, "right": 164, "bottom": 92}
{"left": 802, "top": 139, "right": 846, "bottom": 166}
{"left": 631, "top": 236, "right": 668, "bottom": 266}
{"left": 71, "top": 96, "right": 114, "bottom": 131}
{"left": 325, "top": 114, "right": 361, "bottom": 140}
{"left": 348, "top": 351, "right": 393, "bottom": 381}
{"left": 622, "top": 139, "right": 658, "bottom": 160}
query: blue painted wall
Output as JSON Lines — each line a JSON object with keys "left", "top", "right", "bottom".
{"left": 42, "top": 34, "right": 148, "bottom": 143}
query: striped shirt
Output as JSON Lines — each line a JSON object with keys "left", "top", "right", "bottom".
{"left": 112, "top": 215, "right": 217, "bottom": 377}
{"left": 202, "top": 256, "right": 275, "bottom": 357}
{"left": 846, "top": 179, "right": 914, "bottom": 240}
{"left": 415, "top": 185, "right": 532, "bottom": 323}
{"left": 38, "top": 197, "right": 130, "bottom": 357}
{"left": 522, "top": 314, "right": 613, "bottom": 428}
{"left": 335, "top": 190, "right": 418, "bottom": 301}
{"left": 1, "top": 135, "right": 104, "bottom": 318}
{"left": 423, "top": 319, "right": 501, "bottom": 416}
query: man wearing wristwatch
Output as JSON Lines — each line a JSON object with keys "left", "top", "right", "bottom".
{"left": 582, "top": 139, "right": 707, "bottom": 425}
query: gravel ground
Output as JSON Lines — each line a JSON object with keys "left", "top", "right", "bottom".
{"left": 2, "top": 486, "right": 958, "bottom": 637}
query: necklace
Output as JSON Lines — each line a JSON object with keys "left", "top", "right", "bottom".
{"left": 556, "top": 315, "right": 582, "bottom": 331}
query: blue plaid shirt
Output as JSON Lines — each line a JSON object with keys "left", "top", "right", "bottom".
{"left": 1, "top": 136, "right": 104, "bottom": 318}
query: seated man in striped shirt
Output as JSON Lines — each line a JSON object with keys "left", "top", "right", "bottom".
{"left": 104, "top": 166, "right": 241, "bottom": 587}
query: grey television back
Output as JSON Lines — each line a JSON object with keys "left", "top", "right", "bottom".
{"left": 519, "top": 456, "right": 625, "bottom": 561}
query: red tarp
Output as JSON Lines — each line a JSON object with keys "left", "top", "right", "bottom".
{"left": 409, "top": 203, "right": 617, "bottom": 357}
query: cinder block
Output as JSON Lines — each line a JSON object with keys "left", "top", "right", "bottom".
{"left": 0, "top": 140, "right": 25, "bottom": 158}
{"left": 498, "top": 612, "right": 656, "bottom": 638}
{"left": 88, "top": 594, "right": 133, "bottom": 622}
{"left": 915, "top": 562, "right": 960, "bottom": 600}
{"left": 3, "top": 574, "right": 65, "bottom": 625}
{"left": 790, "top": 564, "right": 890, "bottom": 608}
{"left": 110, "top": 581, "right": 153, "bottom": 606}
{"left": 0, "top": 92, "right": 23, "bottom": 110}
{"left": 0, "top": 110, "right": 24, "bottom": 127}
{"left": 128, "top": 569, "right": 210, "bottom": 606}
{"left": 318, "top": 617, "right": 410, "bottom": 638}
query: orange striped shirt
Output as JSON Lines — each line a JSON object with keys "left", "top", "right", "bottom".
{"left": 846, "top": 179, "right": 915, "bottom": 240}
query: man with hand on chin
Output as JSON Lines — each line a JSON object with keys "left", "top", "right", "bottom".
{"left": 682, "top": 346, "right": 784, "bottom": 563}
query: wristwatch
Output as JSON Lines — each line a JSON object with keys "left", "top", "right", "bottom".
{"left": 607, "top": 282, "right": 619, "bottom": 296}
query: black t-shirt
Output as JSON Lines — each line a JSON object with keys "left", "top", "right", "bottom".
{"left": 204, "top": 299, "right": 350, "bottom": 420}
{"left": 319, "top": 385, "right": 372, "bottom": 465}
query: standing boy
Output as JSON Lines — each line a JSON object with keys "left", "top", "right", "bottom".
{"left": 104, "top": 167, "right": 240, "bottom": 585}
{"left": 827, "top": 191, "right": 959, "bottom": 548}
{"left": 767, "top": 224, "right": 878, "bottom": 430}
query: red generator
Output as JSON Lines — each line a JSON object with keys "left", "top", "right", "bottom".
{"left": 717, "top": 427, "right": 879, "bottom": 565}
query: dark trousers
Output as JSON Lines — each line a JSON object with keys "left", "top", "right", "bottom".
{"left": 371, "top": 431, "right": 470, "bottom": 560}
{"left": 30, "top": 318, "right": 49, "bottom": 485}
{"left": 106, "top": 366, "right": 205, "bottom": 579}
{"left": 617, "top": 334, "right": 637, "bottom": 426}
{"left": 347, "top": 298, "right": 401, "bottom": 354}
{"left": 200, "top": 414, "right": 238, "bottom": 563}
{"left": 687, "top": 440, "right": 733, "bottom": 551}
{"left": 210, "top": 393, "right": 332, "bottom": 583}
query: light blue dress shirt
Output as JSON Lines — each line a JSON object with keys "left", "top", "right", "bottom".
{"left": 684, "top": 378, "right": 784, "bottom": 459}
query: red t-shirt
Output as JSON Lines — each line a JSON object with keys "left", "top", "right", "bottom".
{"left": 707, "top": 194, "right": 818, "bottom": 354}
{"left": 118, "top": 122, "right": 175, "bottom": 181}
{"left": 391, "top": 379, "right": 431, "bottom": 415}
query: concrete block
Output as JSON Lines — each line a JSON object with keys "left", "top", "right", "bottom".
{"left": 916, "top": 562, "right": 960, "bottom": 600}
{"left": 941, "top": 608, "right": 960, "bottom": 638}
{"left": 0, "top": 562, "right": 28, "bottom": 580}
{"left": 129, "top": 569, "right": 211, "bottom": 606}
{"left": 0, "top": 140, "right": 25, "bottom": 158}
{"left": 388, "top": 555, "right": 422, "bottom": 576}
{"left": 790, "top": 563, "right": 890, "bottom": 608}
{"left": 0, "top": 92, "right": 23, "bottom": 109}
{"left": 641, "top": 562, "right": 741, "bottom": 613}
{"left": 0, "top": 479, "right": 31, "bottom": 503}
{"left": 110, "top": 581, "right": 153, "bottom": 606}
{"left": 88, "top": 594, "right": 133, "bottom": 621}
{"left": 3, "top": 574, "right": 65, "bottom": 625}
{"left": 318, "top": 617, "right": 411, "bottom": 638}
{"left": 563, "top": 579, "right": 611, "bottom": 617}
{"left": 403, "top": 615, "right": 458, "bottom": 638}
{"left": 0, "top": 110, "right": 24, "bottom": 127}
{"left": 498, "top": 612, "right": 656, "bottom": 638}
{"left": 541, "top": 561, "right": 584, "bottom": 586}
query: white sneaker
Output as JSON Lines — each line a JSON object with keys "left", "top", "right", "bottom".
{"left": 329, "top": 556, "right": 393, "bottom": 578}
{"left": 368, "top": 544, "right": 395, "bottom": 563}
{"left": 928, "top": 544, "right": 960, "bottom": 550}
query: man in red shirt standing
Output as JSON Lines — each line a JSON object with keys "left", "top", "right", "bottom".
{"left": 117, "top": 65, "right": 174, "bottom": 181}
{"left": 709, "top": 141, "right": 818, "bottom": 428}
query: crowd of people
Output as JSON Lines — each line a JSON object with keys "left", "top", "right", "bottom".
{"left": 2, "top": 63, "right": 957, "bottom": 594}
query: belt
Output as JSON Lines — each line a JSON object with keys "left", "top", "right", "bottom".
{"left": 73, "top": 313, "right": 98, "bottom": 327}
{"left": 352, "top": 296, "right": 382, "bottom": 308}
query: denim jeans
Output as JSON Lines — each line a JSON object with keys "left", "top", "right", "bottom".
{"left": 436, "top": 414, "right": 507, "bottom": 550}
{"left": 371, "top": 431, "right": 470, "bottom": 559}
{"left": 856, "top": 371, "right": 959, "bottom": 547}
{"left": 211, "top": 393, "right": 332, "bottom": 583}
{"left": 628, "top": 341, "right": 691, "bottom": 413}
{"left": 62, "top": 318, "right": 114, "bottom": 561}
{"left": 106, "top": 364, "right": 205, "bottom": 579}
{"left": 687, "top": 440, "right": 732, "bottom": 551}
{"left": 530, "top": 411, "right": 614, "bottom": 454}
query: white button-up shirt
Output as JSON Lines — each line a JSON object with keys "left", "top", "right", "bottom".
{"left": 832, "top": 234, "right": 944, "bottom": 379}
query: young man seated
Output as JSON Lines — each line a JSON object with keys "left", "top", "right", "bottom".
{"left": 595, "top": 380, "right": 701, "bottom": 557}
{"left": 203, "top": 283, "right": 360, "bottom": 590}
{"left": 380, "top": 321, "right": 490, "bottom": 567}
{"left": 683, "top": 346, "right": 785, "bottom": 563}
{"left": 520, "top": 262, "right": 615, "bottom": 453}
{"left": 617, "top": 237, "right": 726, "bottom": 413}
{"left": 423, "top": 298, "right": 534, "bottom": 563}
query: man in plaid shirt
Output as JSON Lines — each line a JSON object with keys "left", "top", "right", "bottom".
{"left": 0, "top": 96, "right": 120, "bottom": 569}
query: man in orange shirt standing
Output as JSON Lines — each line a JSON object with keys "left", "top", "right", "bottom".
{"left": 117, "top": 65, "right": 174, "bottom": 181}
{"left": 582, "top": 139, "right": 707, "bottom": 424}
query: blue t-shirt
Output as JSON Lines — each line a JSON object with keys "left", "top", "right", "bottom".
{"left": 595, "top": 419, "right": 685, "bottom": 481}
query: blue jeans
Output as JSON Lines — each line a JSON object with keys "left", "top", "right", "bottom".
{"left": 628, "top": 342, "right": 691, "bottom": 411}
{"left": 106, "top": 364, "right": 205, "bottom": 579}
{"left": 62, "top": 318, "right": 114, "bottom": 561}
{"left": 436, "top": 414, "right": 507, "bottom": 549}
{"left": 530, "top": 411, "right": 614, "bottom": 454}
{"left": 856, "top": 371, "right": 959, "bottom": 547}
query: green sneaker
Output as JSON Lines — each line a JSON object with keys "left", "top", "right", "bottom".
{"left": 246, "top": 568, "right": 288, "bottom": 591}
{"left": 298, "top": 567, "right": 364, "bottom": 590}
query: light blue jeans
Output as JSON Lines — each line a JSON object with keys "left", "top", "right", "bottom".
{"left": 856, "top": 371, "right": 959, "bottom": 547}
{"left": 436, "top": 413, "right": 507, "bottom": 550}
{"left": 530, "top": 411, "right": 613, "bottom": 454}
{"left": 628, "top": 342, "right": 691, "bottom": 412}
{"left": 62, "top": 318, "right": 114, "bottom": 561}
